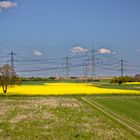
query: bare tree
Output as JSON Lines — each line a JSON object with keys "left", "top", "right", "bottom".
{"left": 134, "top": 74, "right": 140, "bottom": 82}
{"left": 0, "top": 64, "right": 20, "bottom": 93}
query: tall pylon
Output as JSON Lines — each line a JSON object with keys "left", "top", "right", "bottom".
{"left": 8, "top": 51, "right": 16, "bottom": 76}
{"left": 83, "top": 58, "right": 90, "bottom": 82}
{"left": 91, "top": 45, "right": 96, "bottom": 82}
{"left": 120, "top": 59, "right": 124, "bottom": 76}
{"left": 63, "top": 57, "right": 71, "bottom": 81}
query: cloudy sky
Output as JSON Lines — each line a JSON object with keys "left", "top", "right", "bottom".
{"left": 0, "top": 0, "right": 140, "bottom": 76}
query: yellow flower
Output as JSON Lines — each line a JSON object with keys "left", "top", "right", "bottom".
{"left": 4, "top": 83, "right": 140, "bottom": 95}
{"left": 125, "top": 82, "right": 140, "bottom": 85}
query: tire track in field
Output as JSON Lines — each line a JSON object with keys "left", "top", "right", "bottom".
{"left": 95, "top": 96, "right": 140, "bottom": 127}
{"left": 90, "top": 98, "right": 140, "bottom": 130}
{"left": 81, "top": 97, "right": 140, "bottom": 137}
{"left": 111, "top": 98, "right": 140, "bottom": 127}
{"left": 95, "top": 97, "right": 140, "bottom": 127}
{"left": 83, "top": 97, "right": 140, "bottom": 133}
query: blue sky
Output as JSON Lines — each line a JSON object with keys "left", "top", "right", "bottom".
{"left": 0, "top": 0, "right": 140, "bottom": 76}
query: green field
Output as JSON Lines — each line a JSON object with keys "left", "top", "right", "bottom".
{"left": 0, "top": 95, "right": 140, "bottom": 140}
{"left": 96, "top": 83, "right": 140, "bottom": 91}
{"left": 82, "top": 95, "right": 140, "bottom": 138}
{"left": 0, "top": 81, "right": 140, "bottom": 139}
{"left": 89, "top": 96, "right": 140, "bottom": 123}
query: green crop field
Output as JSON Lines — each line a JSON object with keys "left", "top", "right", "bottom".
{"left": 0, "top": 95, "right": 140, "bottom": 140}
{"left": 88, "top": 96, "right": 140, "bottom": 123}
{"left": 82, "top": 95, "right": 140, "bottom": 138}
{"left": 96, "top": 83, "right": 140, "bottom": 91}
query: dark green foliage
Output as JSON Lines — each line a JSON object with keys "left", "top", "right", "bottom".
{"left": 48, "top": 77, "right": 56, "bottom": 80}
{"left": 87, "top": 78, "right": 100, "bottom": 82}
{"left": 21, "top": 77, "right": 49, "bottom": 82}
{"left": 110, "top": 76, "right": 135, "bottom": 85}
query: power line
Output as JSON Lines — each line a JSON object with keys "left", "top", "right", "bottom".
{"left": 63, "top": 57, "right": 71, "bottom": 80}
{"left": 91, "top": 46, "right": 96, "bottom": 82}
{"left": 3, "top": 49, "right": 139, "bottom": 77}
{"left": 8, "top": 51, "right": 17, "bottom": 76}
{"left": 17, "top": 66, "right": 62, "bottom": 72}
{"left": 82, "top": 50, "right": 90, "bottom": 81}
{"left": 120, "top": 59, "right": 124, "bottom": 76}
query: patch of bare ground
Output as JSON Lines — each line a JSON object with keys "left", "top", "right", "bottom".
{"left": 92, "top": 122, "right": 106, "bottom": 127}
{"left": 19, "top": 104, "right": 34, "bottom": 110}
{"left": 0, "top": 104, "right": 12, "bottom": 116}
{"left": 44, "top": 125, "right": 49, "bottom": 129}
{"left": 93, "top": 128, "right": 125, "bottom": 139}
{"left": 61, "top": 98, "right": 81, "bottom": 108}
{"left": 80, "top": 115, "right": 126, "bottom": 138}
{"left": 135, "top": 87, "right": 140, "bottom": 89}
{"left": 57, "top": 98, "right": 81, "bottom": 108}
{"left": 82, "top": 123, "right": 91, "bottom": 132}
{"left": 42, "top": 112, "right": 55, "bottom": 120}
{"left": 82, "top": 116, "right": 101, "bottom": 123}
{"left": 24, "top": 97, "right": 81, "bottom": 108}
{"left": 9, "top": 115, "right": 27, "bottom": 124}
{"left": 79, "top": 122, "right": 106, "bottom": 133}
{"left": 26, "top": 98, "right": 59, "bottom": 108}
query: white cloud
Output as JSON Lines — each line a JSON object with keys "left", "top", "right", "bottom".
{"left": 70, "top": 46, "right": 89, "bottom": 54}
{"left": 0, "top": 1, "right": 17, "bottom": 9}
{"left": 33, "top": 50, "right": 43, "bottom": 56}
{"left": 97, "top": 48, "right": 112, "bottom": 54}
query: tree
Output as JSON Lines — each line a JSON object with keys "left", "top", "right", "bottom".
{"left": 110, "top": 76, "right": 135, "bottom": 85}
{"left": 134, "top": 74, "right": 140, "bottom": 82}
{"left": 0, "top": 64, "right": 20, "bottom": 93}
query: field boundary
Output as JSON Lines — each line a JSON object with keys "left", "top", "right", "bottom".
{"left": 81, "top": 97, "right": 140, "bottom": 137}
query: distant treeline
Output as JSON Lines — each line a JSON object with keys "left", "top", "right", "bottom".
{"left": 20, "top": 77, "right": 55, "bottom": 82}
{"left": 20, "top": 76, "right": 99, "bottom": 82}
{"left": 20, "top": 74, "right": 140, "bottom": 84}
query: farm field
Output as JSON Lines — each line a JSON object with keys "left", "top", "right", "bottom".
{"left": 0, "top": 95, "right": 140, "bottom": 140}
{"left": 2, "top": 82, "right": 140, "bottom": 95}
{"left": 0, "top": 82, "right": 140, "bottom": 139}
{"left": 87, "top": 96, "right": 140, "bottom": 123}
{"left": 82, "top": 95, "right": 140, "bottom": 138}
{"left": 1, "top": 0, "right": 140, "bottom": 139}
{"left": 96, "top": 82, "right": 140, "bottom": 91}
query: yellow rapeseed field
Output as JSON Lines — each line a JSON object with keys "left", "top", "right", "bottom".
{"left": 4, "top": 83, "right": 140, "bottom": 95}
{"left": 125, "top": 82, "right": 140, "bottom": 85}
